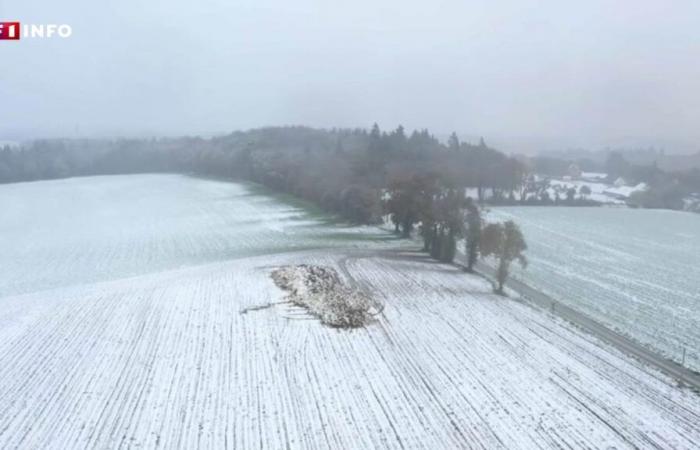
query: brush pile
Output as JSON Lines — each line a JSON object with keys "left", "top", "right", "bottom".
{"left": 271, "top": 265, "right": 379, "bottom": 328}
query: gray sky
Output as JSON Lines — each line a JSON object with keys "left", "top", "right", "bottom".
{"left": 2, "top": 0, "right": 699, "bottom": 153}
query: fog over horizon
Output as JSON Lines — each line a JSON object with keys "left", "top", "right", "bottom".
{"left": 2, "top": 0, "right": 699, "bottom": 154}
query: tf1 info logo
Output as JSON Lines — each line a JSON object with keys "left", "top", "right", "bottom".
{"left": 0, "top": 22, "right": 73, "bottom": 40}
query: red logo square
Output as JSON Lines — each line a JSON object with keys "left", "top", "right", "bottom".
{"left": 0, "top": 22, "right": 21, "bottom": 40}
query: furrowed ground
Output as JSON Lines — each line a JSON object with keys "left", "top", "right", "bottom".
{"left": 1, "top": 175, "right": 698, "bottom": 449}
{"left": 488, "top": 206, "right": 700, "bottom": 371}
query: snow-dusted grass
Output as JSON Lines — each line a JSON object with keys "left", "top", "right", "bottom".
{"left": 489, "top": 206, "right": 700, "bottom": 371}
{"left": 1, "top": 175, "right": 699, "bottom": 448}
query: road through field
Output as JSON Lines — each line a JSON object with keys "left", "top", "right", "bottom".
{"left": 473, "top": 260, "right": 700, "bottom": 391}
{"left": 487, "top": 207, "right": 700, "bottom": 371}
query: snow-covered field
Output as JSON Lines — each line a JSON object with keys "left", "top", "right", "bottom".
{"left": 489, "top": 206, "right": 700, "bottom": 371}
{"left": 1, "top": 175, "right": 699, "bottom": 449}
{"left": 0, "top": 175, "right": 389, "bottom": 298}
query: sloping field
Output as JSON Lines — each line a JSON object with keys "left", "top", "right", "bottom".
{"left": 1, "top": 176, "right": 699, "bottom": 448}
{"left": 1, "top": 251, "right": 699, "bottom": 448}
{"left": 488, "top": 207, "right": 700, "bottom": 371}
{"left": 0, "top": 175, "right": 390, "bottom": 298}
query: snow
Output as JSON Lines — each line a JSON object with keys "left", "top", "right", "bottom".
{"left": 580, "top": 172, "right": 607, "bottom": 181}
{"left": 602, "top": 182, "right": 648, "bottom": 199}
{"left": 489, "top": 206, "right": 700, "bottom": 371}
{"left": 684, "top": 194, "right": 700, "bottom": 213}
{"left": 547, "top": 179, "right": 622, "bottom": 204}
{"left": 1, "top": 175, "right": 699, "bottom": 448}
{"left": 0, "top": 174, "right": 395, "bottom": 298}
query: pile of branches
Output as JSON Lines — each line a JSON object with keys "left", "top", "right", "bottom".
{"left": 271, "top": 265, "right": 381, "bottom": 328}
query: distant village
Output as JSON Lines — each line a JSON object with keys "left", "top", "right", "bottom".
{"left": 529, "top": 163, "right": 699, "bottom": 212}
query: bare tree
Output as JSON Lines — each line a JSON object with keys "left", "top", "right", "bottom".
{"left": 480, "top": 220, "right": 527, "bottom": 295}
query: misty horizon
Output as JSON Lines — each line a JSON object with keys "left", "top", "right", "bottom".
{"left": 2, "top": 0, "right": 700, "bottom": 154}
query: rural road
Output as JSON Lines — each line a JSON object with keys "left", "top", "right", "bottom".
{"left": 472, "top": 259, "right": 700, "bottom": 391}
{"left": 340, "top": 246, "right": 700, "bottom": 391}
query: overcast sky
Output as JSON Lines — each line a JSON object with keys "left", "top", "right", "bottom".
{"left": 2, "top": 0, "right": 699, "bottom": 152}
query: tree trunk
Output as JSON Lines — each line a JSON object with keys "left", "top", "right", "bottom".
{"left": 496, "top": 258, "right": 508, "bottom": 295}
{"left": 401, "top": 219, "right": 412, "bottom": 238}
{"left": 467, "top": 243, "right": 477, "bottom": 272}
{"left": 465, "top": 240, "right": 473, "bottom": 272}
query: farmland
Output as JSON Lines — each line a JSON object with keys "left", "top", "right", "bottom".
{"left": 1, "top": 175, "right": 699, "bottom": 449}
{"left": 488, "top": 206, "right": 700, "bottom": 371}
{"left": 0, "top": 174, "right": 393, "bottom": 298}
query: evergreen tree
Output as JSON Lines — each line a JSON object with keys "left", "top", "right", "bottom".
{"left": 448, "top": 132, "right": 460, "bottom": 151}
{"left": 368, "top": 123, "right": 382, "bottom": 153}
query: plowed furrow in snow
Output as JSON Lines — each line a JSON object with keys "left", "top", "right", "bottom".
{"left": 1, "top": 250, "right": 699, "bottom": 449}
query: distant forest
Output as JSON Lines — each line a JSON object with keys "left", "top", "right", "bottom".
{"left": 1, "top": 125, "right": 699, "bottom": 221}
{"left": 0, "top": 126, "right": 523, "bottom": 223}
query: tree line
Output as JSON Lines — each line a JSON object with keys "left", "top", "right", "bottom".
{"left": 0, "top": 125, "right": 526, "bottom": 223}
{"left": 3, "top": 127, "right": 698, "bottom": 214}
{"left": 383, "top": 172, "right": 526, "bottom": 294}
